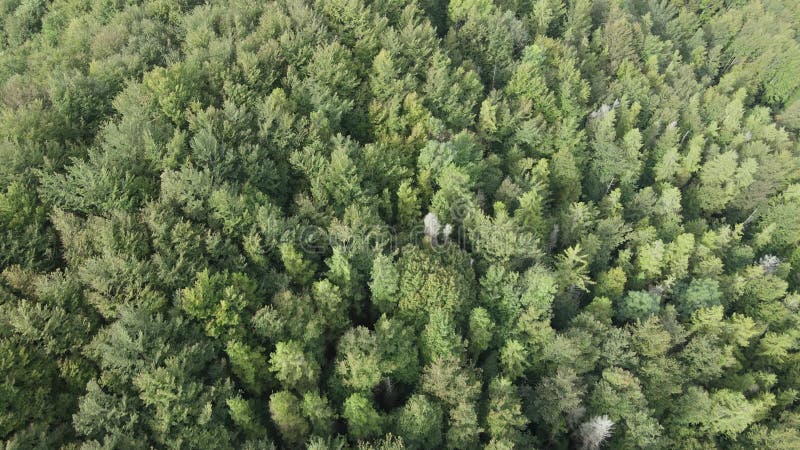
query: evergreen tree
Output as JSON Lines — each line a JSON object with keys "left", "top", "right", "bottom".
{"left": 1, "top": 0, "right": 799, "bottom": 448}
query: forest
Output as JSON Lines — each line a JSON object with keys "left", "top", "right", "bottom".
{"left": 1, "top": 0, "right": 800, "bottom": 448}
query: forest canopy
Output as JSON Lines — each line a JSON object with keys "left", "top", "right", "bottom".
{"left": 1, "top": 0, "right": 800, "bottom": 448}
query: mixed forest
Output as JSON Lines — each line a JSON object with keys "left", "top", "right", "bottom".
{"left": 2, "top": 0, "right": 800, "bottom": 448}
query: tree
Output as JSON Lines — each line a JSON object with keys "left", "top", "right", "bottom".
{"left": 227, "top": 396, "right": 266, "bottom": 439}
{"left": 73, "top": 380, "right": 140, "bottom": 445}
{"left": 269, "top": 340, "right": 320, "bottom": 392}
{"left": 616, "top": 291, "right": 660, "bottom": 323}
{"left": 3, "top": 0, "right": 800, "bottom": 448}
{"left": 180, "top": 270, "right": 255, "bottom": 338}
{"left": 312, "top": 279, "right": 350, "bottom": 336}
{"left": 529, "top": 367, "right": 584, "bottom": 442}
{"left": 420, "top": 308, "right": 465, "bottom": 364}
{"left": 335, "top": 326, "right": 383, "bottom": 394}
{"left": 446, "top": 401, "right": 482, "bottom": 449}
{"left": 393, "top": 394, "right": 444, "bottom": 449}
{"left": 370, "top": 254, "right": 399, "bottom": 312}
{"left": 758, "top": 184, "right": 800, "bottom": 254}
{"left": 556, "top": 244, "right": 593, "bottom": 293}
{"left": 671, "top": 387, "right": 774, "bottom": 441}
{"left": 466, "top": 201, "right": 541, "bottom": 268}
{"left": 692, "top": 151, "right": 758, "bottom": 214}
{"left": 269, "top": 391, "right": 310, "bottom": 445}
{"left": 485, "top": 377, "right": 528, "bottom": 445}
{"left": 375, "top": 314, "right": 420, "bottom": 385}
{"left": 577, "top": 415, "right": 614, "bottom": 450}
{"left": 499, "top": 339, "right": 528, "bottom": 380}
{"left": 587, "top": 368, "right": 663, "bottom": 448}
{"left": 395, "top": 244, "right": 477, "bottom": 327}
{"left": 421, "top": 356, "right": 482, "bottom": 408}
{"left": 586, "top": 108, "right": 643, "bottom": 200}
{"left": 0, "top": 181, "right": 57, "bottom": 270}
{"left": 144, "top": 61, "right": 214, "bottom": 124}
{"left": 674, "top": 278, "right": 723, "bottom": 318}
{"left": 396, "top": 180, "right": 420, "bottom": 228}
{"left": 302, "top": 392, "right": 337, "bottom": 437}
{"left": 595, "top": 267, "right": 627, "bottom": 301}
{"left": 130, "top": 357, "right": 236, "bottom": 448}
{"left": 227, "top": 340, "right": 271, "bottom": 395}
{"left": 423, "top": 51, "right": 482, "bottom": 129}
{"left": 343, "top": 393, "right": 383, "bottom": 441}
{"left": 468, "top": 307, "right": 495, "bottom": 358}
{"left": 280, "top": 242, "right": 316, "bottom": 286}
{"left": 447, "top": 2, "right": 529, "bottom": 87}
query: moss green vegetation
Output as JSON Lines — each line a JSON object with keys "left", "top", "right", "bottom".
{"left": 1, "top": 0, "right": 800, "bottom": 448}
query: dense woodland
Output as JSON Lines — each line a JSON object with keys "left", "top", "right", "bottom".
{"left": 1, "top": 0, "right": 800, "bottom": 448}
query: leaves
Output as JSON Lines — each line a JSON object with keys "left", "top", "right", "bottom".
{"left": 1, "top": 0, "right": 800, "bottom": 448}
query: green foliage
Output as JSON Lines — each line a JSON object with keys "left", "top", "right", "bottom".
{"left": 180, "top": 269, "right": 255, "bottom": 337}
{"left": 396, "top": 179, "right": 420, "bottom": 228}
{"left": 617, "top": 290, "right": 661, "bottom": 323}
{"left": 588, "top": 368, "right": 663, "bottom": 448}
{"left": 446, "top": 400, "right": 482, "bottom": 449}
{"left": 529, "top": 367, "right": 584, "bottom": 442}
{"left": 674, "top": 278, "right": 723, "bottom": 318}
{"left": 269, "top": 340, "right": 320, "bottom": 392}
{"left": 393, "top": 394, "right": 443, "bottom": 449}
{"left": 227, "top": 396, "right": 265, "bottom": 439}
{"left": 485, "top": 377, "right": 528, "bottom": 445}
{"left": 302, "top": 391, "right": 337, "bottom": 437}
{"left": 468, "top": 306, "right": 494, "bottom": 357}
{"left": 369, "top": 253, "right": 399, "bottom": 314}
{"left": 693, "top": 150, "right": 758, "bottom": 214}
{"left": 555, "top": 244, "right": 593, "bottom": 293}
{"left": 0, "top": 182, "right": 56, "bottom": 270}
{"left": 374, "top": 314, "right": 420, "bottom": 385}
{"left": 226, "top": 340, "right": 271, "bottom": 395}
{"left": 280, "top": 242, "right": 317, "bottom": 286}
{"left": 335, "top": 326, "right": 383, "bottom": 393}
{"left": 672, "top": 387, "right": 774, "bottom": 440}
{"left": 395, "top": 244, "right": 477, "bottom": 327}
{"left": 499, "top": 339, "right": 528, "bottom": 380}
{"left": 269, "top": 391, "right": 310, "bottom": 445}
{"left": 1, "top": 0, "right": 799, "bottom": 448}
{"left": 420, "top": 307, "right": 465, "bottom": 364}
{"left": 343, "top": 393, "right": 383, "bottom": 441}
{"left": 421, "top": 356, "right": 482, "bottom": 408}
